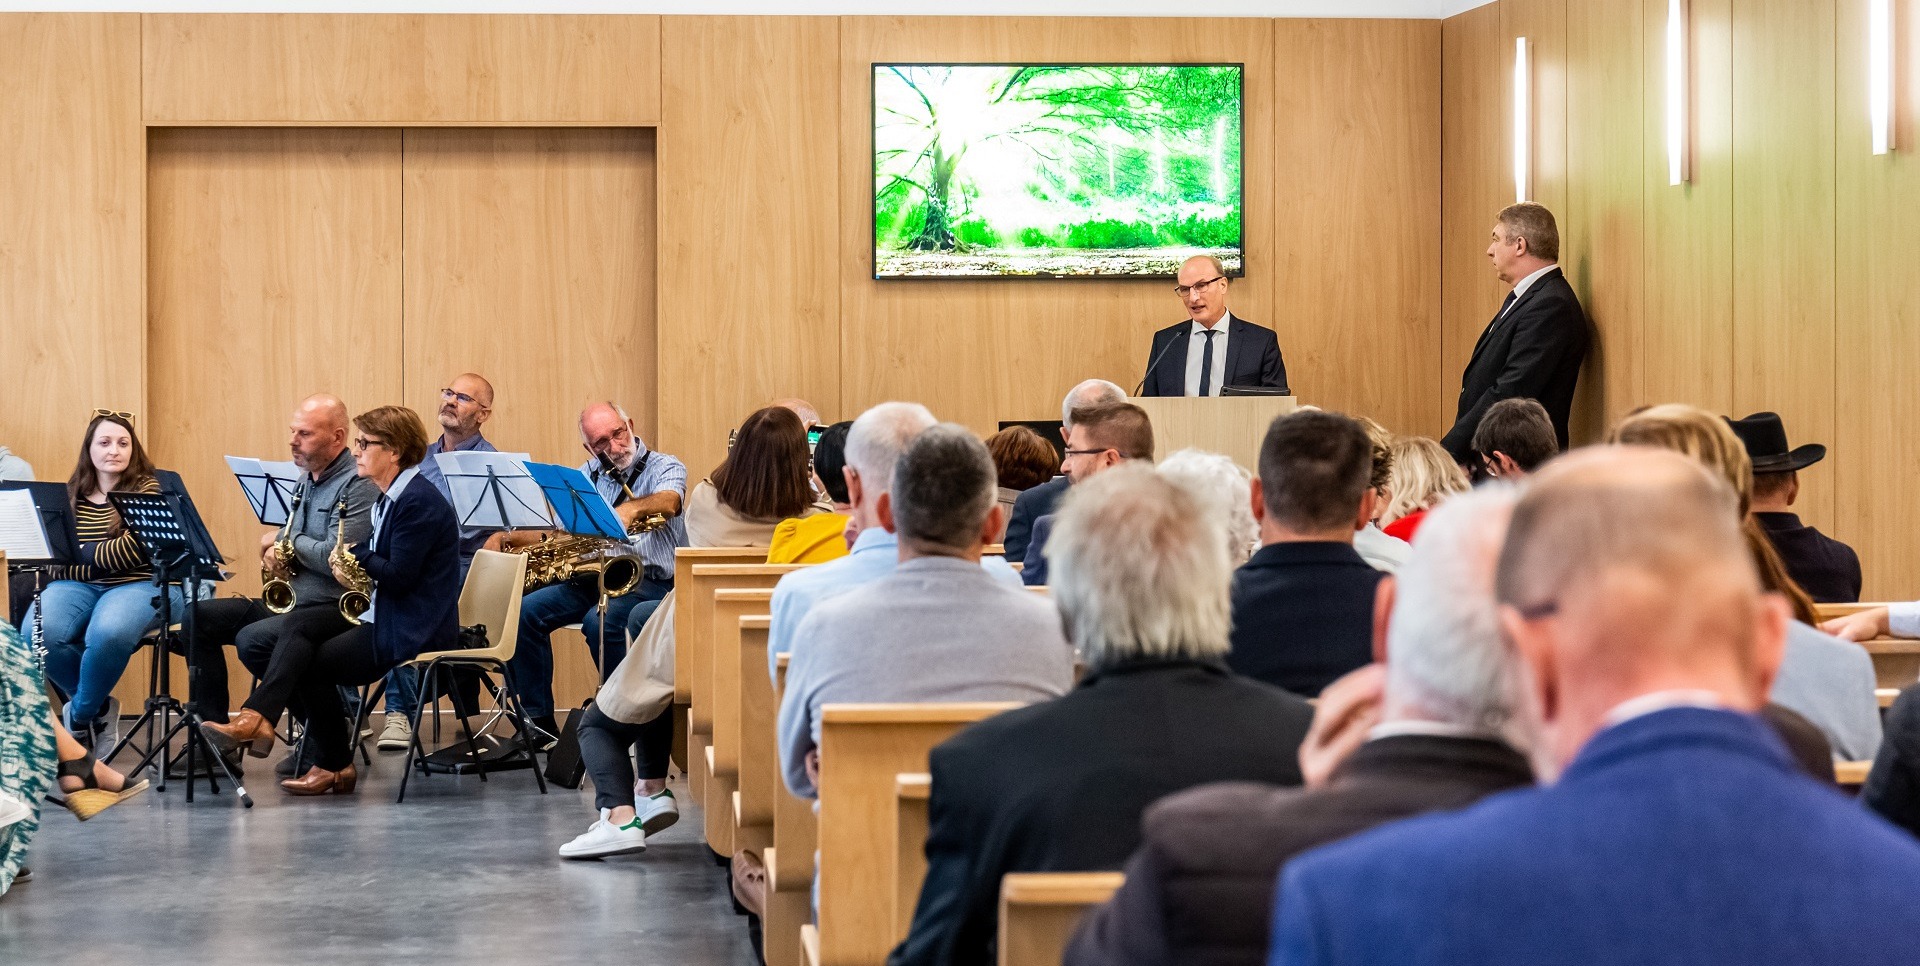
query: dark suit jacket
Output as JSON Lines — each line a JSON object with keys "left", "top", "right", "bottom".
{"left": 1227, "top": 542, "right": 1385, "bottom": 697}
{"left": 351, "top": 478, "right": 461, "bottom": 667}
{"left": 1020, "top": 514, "right": 1053, "bottom": 586}
{"left": 1001, "top": 476, "right": 1067, "bottom": 564}
{"left": 1756, "top": 511, "right": 1862, "bottom": 603}
{"left": 1066, "top": 735, "right": 1533, "bottom": 966}
{"left": 1140, "top": 315, "right": 1287, "bottom": 397}
{"left": 1439, "top": 267, "right": 1590, "bottom": 462}
{"left": 886, "top": 659, "right": 1314, "bottom": 966}
{"left": 1271, "top": 708, "right": 1920, "bottom": 966}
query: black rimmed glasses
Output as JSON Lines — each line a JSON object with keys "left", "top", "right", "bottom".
{"left": 1173, "top": 276, "right": 1225, "bottom": 297}
{"left": 352, "top": 436, "right": 389, "bottom": 454}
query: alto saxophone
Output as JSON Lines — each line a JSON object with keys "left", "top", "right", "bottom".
{"left": 329, "top": 495, "right": 372, "bottom": 624}
{"left": 262, "top": 490, "right": 304, "bottom": 614}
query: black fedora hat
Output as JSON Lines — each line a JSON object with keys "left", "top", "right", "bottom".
{"left": 1726, "top": 412, "right": 1825, "bottom": 473}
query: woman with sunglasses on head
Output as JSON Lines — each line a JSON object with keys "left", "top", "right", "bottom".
{"left": 203, "top": 406, "right": 461, "bottom": 795}
{"left": 22, "top": 411, "right": 186, "bottom": 752}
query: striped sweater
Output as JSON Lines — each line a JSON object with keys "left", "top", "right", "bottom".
{"left": 63, "top": 476, "right": 160, "bottom": 586}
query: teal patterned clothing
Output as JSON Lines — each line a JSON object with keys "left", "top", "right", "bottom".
{"left": 0, "top": 619, "right": 57, "bottom": 895}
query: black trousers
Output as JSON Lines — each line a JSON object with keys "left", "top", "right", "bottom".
{"left": 1865, "top": 683, "right": 1920, "bottom": 837}
{"left": 238, "top": 619, "right": 385, "bottom": 772}
{"left": 174, "top": 598, "right": 348, "bottom": 721}
{"left": 577, "top": 702, "right": 674, "bottom": 810}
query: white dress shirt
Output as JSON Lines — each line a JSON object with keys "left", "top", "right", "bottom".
{"left": 359, "top": 465, "right": 419, "bottom": 624}
{"left": 1499, "top": 263, "right": 1560, "bottom": 318}
{"left": 1183, "top": 312, "right": 1233, "bottom": 397}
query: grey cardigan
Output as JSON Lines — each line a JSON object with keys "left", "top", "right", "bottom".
{"left": 285, "top": 448, "right": 379, "bottom": 604}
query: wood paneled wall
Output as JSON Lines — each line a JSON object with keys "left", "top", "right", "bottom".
{"left": 1443, "top": 0, "right": 1920, "bottom": 599}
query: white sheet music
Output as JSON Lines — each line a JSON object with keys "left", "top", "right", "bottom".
{"left": 0, "top": 489, "right": 52, "bottom": 561}
{"left": 435, "top": 452, "right": 553, "bottom": 530}
{"left": 225, "top": 456, "right": 302, "bottom": 525}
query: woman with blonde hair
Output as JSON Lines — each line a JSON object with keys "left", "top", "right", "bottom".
{"left": 1380, "top": 435, "right": 1470, "bottom": 542}
{"left": 1608, "top": 403, "right": 1881, "bottom": 760}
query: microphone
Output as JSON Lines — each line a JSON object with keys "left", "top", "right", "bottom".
{"left": 1134, "top": 331, "right": 1182, "bottom": 396}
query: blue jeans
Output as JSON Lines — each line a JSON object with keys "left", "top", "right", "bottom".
{"left": 28, "top": 579, "right": 188, "bottom": 723}
{"left": 508, "top": 575, "right": 671, "bottom": 721}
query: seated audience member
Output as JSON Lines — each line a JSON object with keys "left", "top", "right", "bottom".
{"left": 1266, "top": 448, "right": 1920, "bottom": 966}
{"left": 1611, "top": 405, "right": 1880, "bottom": 760}
{"left": 776, "top": 424, "right": 1073, "bottom": 800}
{"left": 1023, "top": 400, "right": 1154, "bottom": 585}
{"left": 1227, "top": 411, "right": 1387, "bottom": 697}
{"left": 1003, "top": 379, "right": 1126, "bottom": 561}
{"left": 1067, "top": 487, "right": 1532, "bottom": 966}
{"left": 769, "top": 420, "right": 855, "bottom": 564}
{"left": 1468, "top": 397, "right": 1557, "bottom": 481}
{"left": 1728, "top": 411, "right": 1861, "bottom": 603}
{"left": 888, "top": 466, "right": 1314, "bottom": 966}
{"left": 1157, "top": 449, "right": 1258, "bottom": 565}
{"left": 766, "top": 404, "right": 1020, "bottom": 682}
{"left": 0, "top": 444, "right": 30, "bottom": 481}
{"left": 680, "top": 406, "right": 826, "bottom": 549}
{"left": 985, "top": 425, "right": 1059, "bottom": 544}
{"left": 1824, "top": 604, "right": 1920, "bottom": 835}
{"left": 1350, "top": 417, "right": 1410, "bottom": 573}
{"left": 1380, "top": 435, "right": 1470, "bottom": 542}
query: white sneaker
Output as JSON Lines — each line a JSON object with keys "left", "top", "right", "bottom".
{"left": 635, "top": 788, "right": 679, "bottom": 835}
{"left": 559, "top": 814, "right": 647, "bottom": 859}
{"left": 377, "top": 715, "right": 413, "bottom": 751}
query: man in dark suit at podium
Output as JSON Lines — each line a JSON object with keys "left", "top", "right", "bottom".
{"left": 1139, "top": 255, "right": 1286, "bottom": 397}
{"left": 1441, "top": 202, "right": 1589, "bottom": 464}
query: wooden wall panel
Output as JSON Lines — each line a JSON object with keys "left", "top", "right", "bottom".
{"left": 1563, "top": 0, "right": 1645, "bottom": 440}
{"left": 0, "top": 14, "right": 143, "bottom": 481}
{"left": 1731, "top": 0, "right": 1836, "bottom": 532}
{"left": 837, "top": 17, "right": 1280, "bottom": 435}
{"left": 1271, "top": 19, "right": 1442, "bottom": 436}
{"left": 658, "top": 16, "right": 843, "bottom": 483}
{"left": 400, "top": 128, "right": 659, "bottom": 466}
{"left": 1503, "top": 0, "right": 1568, "bottom": 218}
{"left": 1834, "top": 0, "right": 1920, "bottom": 599}
{"left": 143, "top": 14, "right": 661, "bottom": 125}
{"left": 1440, "top": 2, "right": 1511, "bottom": 432}
{"left": 147, "top": 128, "right": 405, "bottom": 599}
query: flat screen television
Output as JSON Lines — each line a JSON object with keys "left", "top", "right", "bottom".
{"left": 872, "top": 63, "right": 1244, "bottom": 279}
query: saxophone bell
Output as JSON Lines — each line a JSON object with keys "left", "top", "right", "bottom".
{"left": 262, "top": 490, "right": 304, "bottom": 614}
{"left": 329, "top": 495, "right": 373, "bottom": 625}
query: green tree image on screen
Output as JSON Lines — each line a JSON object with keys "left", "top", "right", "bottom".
{"left": 873, "top": 64, "right": 1243, "bottom": 278}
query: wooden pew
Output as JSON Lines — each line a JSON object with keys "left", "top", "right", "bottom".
{"left": 895, "top": 772, "right": 932, "bottom": 940}
{"left": 680, "top": 559, "right": 805, "bottom": 806}
{"left": 816, "top": 702, "right": 1018, "bottom": 966}
{"left": 707, "top": 586, "right": 775, "bottom": 856}
{"left": 673, "top": 549, "right": 767, "bottom": 780}
{"left": 1837, "top": 760, "right": 1872, "bottom": 787}
{"left": 996, "top": 872, "right": 1125, "bottom": 966}
{"left": 1880, "top": 688, "right": 1899, "bottom": 709}
{"left": 1860, "top": 637, "right": 1920, "bottom": 690}
{"left": 768, "top": 651, "right": 816, "bottom": 966}
{"left": 738, "top": 615, "right": 778, "bottom": 855}
{"left": 1814, "top": 602, "right": 1896, "bottom": 623}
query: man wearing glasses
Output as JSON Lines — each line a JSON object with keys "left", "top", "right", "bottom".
{"left": 1021, "top": 401, "right": 1154, "bottom": 586}
{"left": 1138, "top": 255, "right": 1287, "bottom": 397}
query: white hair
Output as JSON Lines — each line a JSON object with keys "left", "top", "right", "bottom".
{"left": 1156, "top": 449, "right": 1257, "bottom": 566}
{"left": 844, "top": 401, "right": 937, "bottom": 497}
{"left": 1061, "top": 379, "right": 1127, "bottom": 427}
{"left": 577, "top": 401, "right": 633, "bottom": 443}
{"left": 1384, "top": 484, "right": 1522, "bottom": 732}
{"left": 1046, "top": 464, "right": 1232, "bottom": 669}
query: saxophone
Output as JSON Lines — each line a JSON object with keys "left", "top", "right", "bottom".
{"left": 329, "top": 495, "right": 372, "bottom": 624}
{"left": 261, "top": 490, "right": 303, "bottom": 614}
{"left": 518, "top": 512, "right": 667, "bottom": 598}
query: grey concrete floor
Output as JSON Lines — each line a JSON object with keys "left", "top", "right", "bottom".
{"left": 0, "top": 722, "right": 754, "bottom": 966}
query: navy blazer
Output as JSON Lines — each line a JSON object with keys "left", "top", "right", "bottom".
{"left": 1269, "top": 708, "right": 1920, "bottom": 966}
{"left": 1020, "top": 514, "right": 1055, "bottom": 587}
{"left": 350, "top": 476, "right": 461, "bottom": 668}
{"left": 1439, "top": 267, "right": 1590, "bottom": 462}
{"left": 1227, "top": 542, "right": 1384, "bottom": 697}
{"left": 1140, "top": 315, "right": 1287, "bottom": 397}
{"left": 1002, "top": 476, "right": 1068, "bottom": 564}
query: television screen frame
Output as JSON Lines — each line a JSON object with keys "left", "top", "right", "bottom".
{"left": 870, "top": 61, "right": 1247, "bottom": 281}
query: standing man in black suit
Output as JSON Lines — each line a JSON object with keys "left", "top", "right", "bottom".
{"left": 1440, "top": 202, "right": 1590, "bottom": 463}
{"left": 1139, "top": 255, "right": 1286, "bottom": 397}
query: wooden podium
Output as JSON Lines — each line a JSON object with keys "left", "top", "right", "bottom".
{"left": 1134, "top": 396, "right": 1302, "bottom": 470}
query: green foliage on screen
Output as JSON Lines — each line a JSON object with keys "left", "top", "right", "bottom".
{"left": 873, "top": 64, "right": 1244, "bottom": 278}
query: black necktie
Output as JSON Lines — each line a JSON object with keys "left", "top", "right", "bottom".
{"left": 1197, "top": 329, "right": 1219, "bottom": 397}
{"left": 1494, "top": 290, "right": 1518, "bottom": 324}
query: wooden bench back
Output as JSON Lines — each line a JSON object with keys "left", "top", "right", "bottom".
{"left": 767, "top": 651, "right": 814, "bottom": 966}
{"left": 996, "top": 872, "right": 1125, "bottom": 966}
{"left": 895, "top": 772, "right": 932, "bottom": 940}
{"left": 705, "top": 588, "right": 774, "bottom": 855}
{"left": 816, "top": 703, "right": 1019, "bottom": 966}
{"left": 680, "top": 561, "right": 805, "bottom": 806}
{"left": 1860, "top": 637, "right": 1920, "bottom": 689}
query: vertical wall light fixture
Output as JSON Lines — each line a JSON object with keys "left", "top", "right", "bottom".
{"left": 1514, "top": 36, "right": 1531, "bottom": 203}
{"left": 1667, "top": 0, "right": 1690, "bottom": 185}
{"left": 1871, "top": 0, "right": 1895, "bottom": 155}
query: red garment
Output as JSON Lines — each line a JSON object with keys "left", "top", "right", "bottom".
{"left": 1383, "top": 509, "right": 1428, "bottom": 543}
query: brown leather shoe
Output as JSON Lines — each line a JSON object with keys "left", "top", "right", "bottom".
{"left": 199, "top": 709, "right": 277, "bottom": 759}
{"left": 280, "top": 763, "right": 358, "bottom": 796}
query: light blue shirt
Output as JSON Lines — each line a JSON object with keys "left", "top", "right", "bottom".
{"left": 766, "top": 526, "right": 1023, "bottom": 682}
{"left": 359, "top": 465, "right": 419, "bottom": 624}
{"left": 1893, "top": 602, "right": 1920, "bottom": 640}
{"left": 583, "top": 442, "right": 689, "bottom": 581}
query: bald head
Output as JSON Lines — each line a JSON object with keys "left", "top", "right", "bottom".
{"left": 579, "top": 401, "right": 638, "bottom": 469}
{"left": 289, "top": 394, "right": 350, "bottom": 474}
{"left": 439, "top": 373, "right": 494, "bottom": 441}
{"left": 770, "top": 398, "right": 821, "bottom": 428}
{"left": 1061, "top": 379, "right": 1127, "bottom": 428}
{"left": 1496, "top": 447, "right": 1787, "bottom": 774}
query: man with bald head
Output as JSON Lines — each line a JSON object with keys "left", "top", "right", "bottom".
{"left": 1267, "top": 447, "right": 1920, "bottom": 966}
{"left": 175, "top": 394, "right": 377, "bottom": 775}
{"left": 1139, "top": 254, "right": 1286, "bottom": 397}
{"left": 1002, "top": 378, "right": 1126, "bottom": 562}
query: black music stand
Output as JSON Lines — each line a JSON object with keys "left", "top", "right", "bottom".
{"left": 0, "top": 481, "right": 81, "bottom": 677}
{"left": 105, "top": 488, "right": 247, "bottom": 806}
